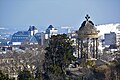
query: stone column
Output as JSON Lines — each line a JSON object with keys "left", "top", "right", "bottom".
{"left": 81, "top": 40, "right": 83, "bottom": 58}
{"left": 78, "top": 38, "right": 80, "bottom": 58}
{"left": 93, "top": 38, "right": 95, "bottom": 58}
{"left": 86, "top": 38, "right": 89, "bottom": 59}
{"left": 96, "top": 38, "right": 98, "bottom": 59}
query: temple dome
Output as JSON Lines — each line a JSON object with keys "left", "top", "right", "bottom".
{"left": 77, "top": 15, "right": 99, "bottom": 39}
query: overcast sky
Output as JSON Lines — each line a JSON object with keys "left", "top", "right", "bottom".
{"left": 0, "top": 0, "right": 120, "bottom": 32}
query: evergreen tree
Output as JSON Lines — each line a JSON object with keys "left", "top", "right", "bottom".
{"left": 35, "top": 67, "right": 43, "bottom": 80}
{"left": 44, "top": 34, "right": 75, "bottom": 80}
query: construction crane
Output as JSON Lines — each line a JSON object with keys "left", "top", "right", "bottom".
{"left": 61, "top": 26, "right": 71, "bottom": 34}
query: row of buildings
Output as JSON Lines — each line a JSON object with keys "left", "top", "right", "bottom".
{"left": 10, "top": 25, "right": 58, "bottom": 46}
{"left": 97, "top": 24, "right": 120, "bottom": 52}
{"left": 0, "top": 25, "right": 58, "bottom": 51}
{"left": 0, "top": 24, "right": 120, "bottom": 53}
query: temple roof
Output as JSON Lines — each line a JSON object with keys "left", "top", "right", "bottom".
{"left": 77, "top": 15, "right": 99, "bottom": 38}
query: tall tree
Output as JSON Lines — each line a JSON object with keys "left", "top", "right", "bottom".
{"left": 44, "top": 34, "right": 75, "bottom": 80}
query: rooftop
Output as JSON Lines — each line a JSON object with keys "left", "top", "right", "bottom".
{"left": 28, "top": 26, "right": 37, "bottom": 31}
{"left": 77, "top": 14, "right": 99, "bottom": 38}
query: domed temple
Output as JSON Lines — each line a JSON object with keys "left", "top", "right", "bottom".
{"left": 77, "top": 14, "right": 100, "bottom": 59}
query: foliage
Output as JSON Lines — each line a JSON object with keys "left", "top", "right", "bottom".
{"left": 17, "top": 70, "right": 34, "bottom": 80}
{"left": 0, "top": 70, "right": 14, "bottom": 80}
{"left": 86, "top": 60, "right": 96, "bottom": 68}
{"left": 35, "top": 68, "right": 43, "bottom": 80}
{"left": 0, "top": 70, "right": 9, "bottom": 80}
{"left": 114, "top": 58, "right": 120, "bottom": 79}
{"left": 44, "top": 34, "right": 75, "bottom": 80}
{"left": 93, "top": 69, "right": 105, "bottom": 80}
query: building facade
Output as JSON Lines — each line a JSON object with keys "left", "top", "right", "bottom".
{"left": 11, "top": 26, "right": 39, "bottom": 45}
{"left": 45, "top": 25, "right": 58, "bottom": 39}
{"left": 104, "top": 32, "right": 116, "bottom": 46}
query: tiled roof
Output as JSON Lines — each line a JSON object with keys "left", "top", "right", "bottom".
{"left": 11, "top": 31, "right": 39, "bottom": 44}
{"left": 13, "top": 31, "right": 30, "bottom": 36}
{"left": 11, "top": 31, "right": 31, "bottom": 42}
{"left": 48, "top": 25, "right": 54, "bottom": 29}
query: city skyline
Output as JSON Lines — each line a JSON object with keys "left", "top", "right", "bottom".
{"left": 0, "top": 0, "right": 120, "bottom": 32}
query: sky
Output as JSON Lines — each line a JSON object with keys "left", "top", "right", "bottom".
{"left": 0, "top": 0, "right": 120, "bottom": 32}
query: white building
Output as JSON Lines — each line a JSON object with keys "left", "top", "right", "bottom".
{"left": 28, "top": 26, "right": 38, "bottom": 36}
{"left": 68, "top": 30, "right": 77, "bottom": 46}
{"left": 116, "top": 25, "right": 120, "bottom": 45}
{"left": 45, "top": 25, "right": 58, "bottom": 39}
{"left": 96, "top": 23, "right": 120, "bottom": 46}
